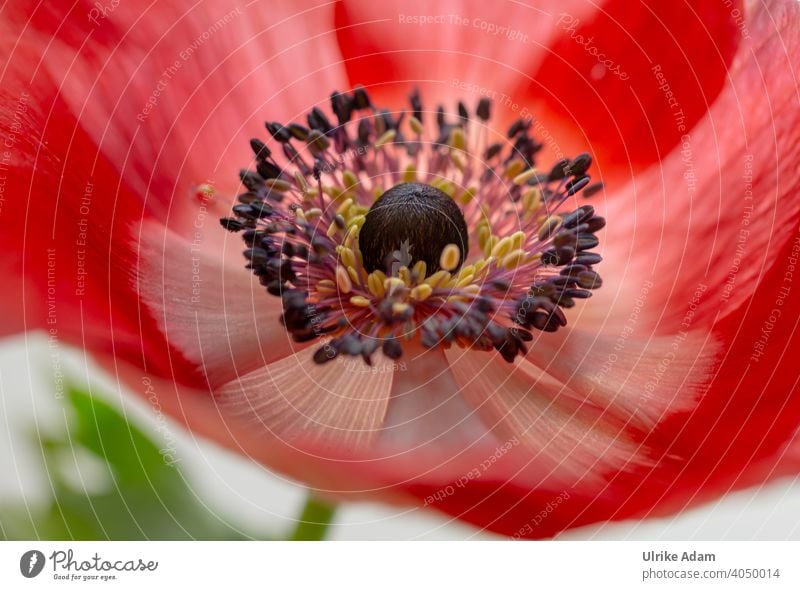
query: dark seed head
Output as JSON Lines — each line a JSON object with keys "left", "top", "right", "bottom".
{"left": 353, "top": 85, "right": 372, "bottom": 110}
{"left": 256, "top": 160, "right": 281, "bottom": 180}
{"left": 382, "top": 338, "right": 403, "bottom": 359}
{"left": 357, "top": 118, "right": 372, "bottom": 145}
{"left": 565, "top": 175, "right": 591, "bottom": 196}
{"left": 575, "top": 252, "right": 603, "bottom": 266}
{"left": 548, "top": 158, "right": 570, "bottom": 181}
{"left": 220, "top": 218, "right": 245, "bottom": 232}
{"left": 313, "top": 344, "right": 338, "bottom": 364}
{"left": 287, "top": 123, "right": 309, "bottom": 141}
{"left": 476, "top": 98, "right": 491, "bottom": 121}
{"left": 307, "top": 107, "right": 333, "bottom": 134}
{"left": 507, "top": 118, "right": 530, "bottom": 139}
{"left": 358, "top": 182, "right": 469, "bottom": 274}
{"left": 484, "top": 142, "right": 503, "bottom": 160}
{"left": 409, "top": 89, "right": 423, "bottom": 121}
{"left": 249, "top": 138, "right": 271, "bottom": 160}
{"left": 568, "top": 153, "right": 593, "bottom": 176}
{"left": 266, "top": 122, "right": 291, "bottom": 143}
{"left": 577, "top": 270, "right": 603, "bottom": 289}
{"left": 583, "top": 182, "right": 604, "bottom": 198}
{"left": 458, "top": 101, "right": 469, "bottom": 122}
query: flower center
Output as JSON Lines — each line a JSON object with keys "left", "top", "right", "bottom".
{"left": 220, "top": 86, "right": 606, "bottom": 364}
{"left": 358, "top": 182, "right": 469, "bottom": 275}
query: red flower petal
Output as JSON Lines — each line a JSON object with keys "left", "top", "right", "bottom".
{"left": 3, "top": 0, "right": 799, "bottom": 540}
{"left": 218, "top": 346, "right": 395, "bottom": 449}
{"left": 512, "top": 0, "right": 743, "bottom": 174}
{"left": 0, "top": 1, "right": 349, "bottom": 381}
{"left": 411, "top": 0, "right": 800, "bottom": 536}
{"left": 0, "top": 33, "right": 177, "bottom": 370}
{"left": 16, "top": 0, "right": 347, "bottom": 202}
{"left": 600, "top": 0, "right": 800, "bottom": 333}
{"left": 377, "top": 345, "right": 488, "bottom": 447}
{"left": 135, "top": 221, "right": 293, "bottom": 387}
{"left": 333, "top": 0, "right": 598, "bottom": 109}
{"left": 334, "top": 0, "right": 742, "bottom": 176}
{"left": 446, "top": 348, "right": 645, "bottom": 483}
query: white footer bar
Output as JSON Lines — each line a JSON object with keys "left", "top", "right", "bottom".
{"left": 2, "top": 541, "right": 798, "bottom": 589}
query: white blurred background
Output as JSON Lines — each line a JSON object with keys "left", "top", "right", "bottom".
{"left": 1, "top": 334, "right": 798, "bottom": 541}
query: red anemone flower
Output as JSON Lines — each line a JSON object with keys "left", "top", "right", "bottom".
{"left": 1, "top": 0, "right": 799, "bottom": 539}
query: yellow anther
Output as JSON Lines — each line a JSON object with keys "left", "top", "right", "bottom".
{"left": 424, "top": 270, "right": 450, "bottom": 289}
{"left": 522, "top": 187, "right": 541, "bottom": 213}
{"left": 392, "top": 302, "right": 411, "bottom": 315}
{"left": 474, "top": 256, "right": 493, "bottom": 274}
{"left": 323, "top": 185, "right": 345, "bottom": 200}
{"left": 343, "top": 229, "right": 356, "bottom": 249}
{"left": 367, "top": 272, "right": 386, "bottom": 297}
{"left": 375, "top": 129, "right": 397, "bottom": 148}
{"left": 338, "top": 246, "right": 356, "bottom": 269}
{"left": 410, "top": 284, "right": 433, "bottom": 301}
{"left": 347, "top": 266, "right": 360, "bottom": 285}
{"left": 294, "top": 171, "right": 310, "bottom": 194}
{"left": 342, "top": 169, "right": 359, "bottom": 190}
{"left": 412, "top": 260, "right": 427, "bottom": 281}
{"left": 336, "top": 198, "right": 354, "bottom": 218}
{"left": 505, "top": 159, "right": 525, "bottom": 179}
{"left": 501, "top": 249, "right": 527, "bottom": 269}
{"left": 439, "top": 243, "right": 461, "bottom": 271}
{"left": 350, "top": 295, "right": 371, "bottom": 307}
{"left": 196, "top": 183, "right": 216, "bottom": 199}
{"left": 513, "top": 167, "right": 539, "bottom": 186}
{"left": 403, "top": 164, "right": 417, "bottom": 183}
{"left": 538, "top": 216, "right": 562, "bottom": 240}
{"left": 317, "top": 279, "right": 336, "bottom": 294}
{"left": 449, "top": 127, "right": 466, "bottom": 151}
{"left": 483, "top": 235, "right": 498, "bottom": 257}
{"left": 409, "top": 116, "right": 424, "bottom": 135}
{"left": 478, "top": 225, "right": 492, "bottom": 251}
{"left": 458, "top": 186, "right": 476, "bottom": 205}
{"left": 305, "top": 207, "right": 323, "bottom": 221}
{"left": 450, "top": 151, "right": 466, "bottom": 171}
{"left": 431, "top": 178, "right": 455, "bottom": 196}
{"left": 265, "top": 179, "right": 292, "bottom": 192}
{"left": 384, "top": 277, "right": 406, "bottom": 295}
{"left": 348, "top": 214, "right": 366, "bottom": 229}
{"left": 335, "top": 266, "right": 352, "bottom": 293}
{"left": 457, "top": 264, "right": 476, "bottom": 280}
{"left": 491, "top": 236, "right": 513, "bottom": 259}
{"left": 295, "top": 209, "right": 307, "bottom": 223}
{"left": 511, "top": 231, "right": 526, "bottom": 250}
{"left": 327, "top": 221, "right": 339, "bottom": 238}
{"left": 398, "top": 266, "right": 411, "bottom": 286}
{"left": 456, "top": 272, "right": 475, "bottom": 288}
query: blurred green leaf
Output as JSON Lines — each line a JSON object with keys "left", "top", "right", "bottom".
{"left": 1, "top": 385, "right": 268, "bottom": 540}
